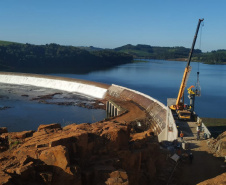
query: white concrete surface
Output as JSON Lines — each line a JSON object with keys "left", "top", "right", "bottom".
{"left": 0, "top": 74, "right": 107, "bottom": 99}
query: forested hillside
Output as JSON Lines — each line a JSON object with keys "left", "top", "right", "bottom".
{"left": 0, "top": 42, "right": 133, "bottom": 73}
{"left": 114, "top": 44, "right": 202, "bottom": 60}
{"left": 0, "top": 41, "right": 225, "bottom": 73}
{"left": 193, "top": 50, "right": 226, "bottom": 64}
{"left": 115, "top": 44, "right": 226, "bottom": 64}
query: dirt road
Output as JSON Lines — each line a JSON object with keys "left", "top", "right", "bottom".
{"left": 177, "top": 138, "right": 225, "bottom": 184}
{"left": 169, "top": 132, "right": 226, "bottom": 185}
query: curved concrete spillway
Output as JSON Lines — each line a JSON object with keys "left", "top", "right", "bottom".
{"left": 0, "top": 72, "right": 109, "bottom": 99}
{"left": 0, "top": 72, "right": 177, "bottom": 141}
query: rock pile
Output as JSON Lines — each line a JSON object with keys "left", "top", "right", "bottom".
{"left": 207, "top": 131, "right": 226, "bottom": 157}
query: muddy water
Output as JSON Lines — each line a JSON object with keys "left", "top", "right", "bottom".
{"left": 0, "top": 83, "right": 106, "bottom": 132}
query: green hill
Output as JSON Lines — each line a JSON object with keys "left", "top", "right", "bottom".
{"left": 77, "top": 46, "right": 104, "bottom": 52}
{"left": 114, "top": 44, "right": 202, "bottom": 60}
{"left": 193, "top": 49, "right": 226, "bottom": 64}
{"left": 114, "top": 44, "right": 226, "bottom": 64}
{"left": 0, "top": 40, "right": 22, "bottom": 46}
{"left": 1, "top": 40, "right": 225, "bottom": 67}
{"left": 0, "top": 42, "right": 133, "bottom": 73}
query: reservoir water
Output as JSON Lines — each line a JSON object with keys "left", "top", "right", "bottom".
{"left": 51, "top": 59, "right": 226, "bottom": 119}
{"left": 0, "top": 59, "right": 225, "bottom": 132}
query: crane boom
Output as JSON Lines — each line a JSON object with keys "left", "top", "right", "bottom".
{"left": 186, "top": 18, "right": 204, "bottom": 68}
{"left": 170, "top": 19, "right": 204, "bottom": 113}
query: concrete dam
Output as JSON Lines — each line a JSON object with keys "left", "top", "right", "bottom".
{"left": 0, "top": 72, "right": 178, "bottom": 142}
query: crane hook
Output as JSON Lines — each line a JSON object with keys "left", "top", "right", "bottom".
{"left": 195, "top": 72, "right": 201, "bottom": 96}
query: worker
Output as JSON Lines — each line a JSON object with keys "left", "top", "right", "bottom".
{"left": 189, "top": 153, "right": 193, "bottom": 164}
{"left": 176, "top": 144, "right": 181, "bottom": 156}
{"left": 180, "top": 131, "right": 184, "bottom": 142}
{"left": 197, "top": 126, "right": 200, "bottom": 140}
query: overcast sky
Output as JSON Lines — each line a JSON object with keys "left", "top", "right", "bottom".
{"left": 0, "top": 0, "right": 225, "bottom": 52}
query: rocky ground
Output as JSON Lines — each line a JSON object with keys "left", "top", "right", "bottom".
{"left": 0, "top": 123, "right": 174, "bottom": 185}
{"left": 0, "top": 96, "right": 225, "bottom": 185}
{"left": 0, "top": 98, "right": 175, "bottom": 185}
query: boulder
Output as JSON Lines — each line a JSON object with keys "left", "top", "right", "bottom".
{"left": 106, "top": 170, "right": 129, "bottom": 185}
{"left": 37, "top": 123, "right": 61, "bottom": 132}
{"left": 100, "top": 122, "right": 130, "bottom": 152}
{"left": 0, "top": 171, "right": 13, "bottom": 185}
{"left": 39, "top": 145, "right": 70, "bottom": 171}
{"left": 0, "top": 127, "right": 8, "bottom": 134}
{"left": 62, "top": 123, "right": 77, "bottom": 131}
{"left": 208, "top": 131, "right": 226, "bottom": 157}
{"left": 15, "top": 161, "right": 35, "bottom": 179}
{"left": 11, "top": 130, "right": 34, "bottom": 139}
{"left": 39, "top": 145, "right": 82, "bottom": 185}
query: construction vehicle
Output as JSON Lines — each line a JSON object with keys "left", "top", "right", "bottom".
{"left": 170, "top": 18, "right": 204, "bottom": 120}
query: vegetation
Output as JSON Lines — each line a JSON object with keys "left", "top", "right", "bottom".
{"left": 115, "top": 44, "right": 201, "bottom": 60}
{"left": 7, "top": 136, "right": 21, "bottom": 150}
{"left": 193, "top": 50, "right": 226, "bottom": 64}
{"left": 0, "top": 42, "right": 133, "bottom": 73}
{"left": 0, "top": 40, "right": 23, "bottom": 46}
{"left": 77, "top": 46, "right": 103, "bottom": 52}
{"left": 115, "top": 44, "right": 226, "bottom": 64}
{"left": 201, "top": 117, "right": 226, "bottom": 127}
{"left": 0, "top": 41, "right": 225, "bottom": 73}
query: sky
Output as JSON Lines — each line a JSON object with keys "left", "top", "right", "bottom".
{"left": 0, "top": 0, "right": 225, "bottom": 52}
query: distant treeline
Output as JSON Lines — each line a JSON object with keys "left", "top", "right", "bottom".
{"left": 114, "top": 44, "right": 201, "bottom": 60}
{"left": 0, "top": 42, "right": 133, "bottom": 73}
{"left": 114, "top": 44, "right": 226, "bottom": 64}
{"left": 0, "top": 41, "right": 225, "bottom": 73}
{"left": 193, "top": 50, "right": 226, "bottom": 64}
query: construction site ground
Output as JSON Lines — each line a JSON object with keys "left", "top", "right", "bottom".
{"left": 109, "top": 100, "right": 226, "bottom": 184}
{"left": 173, "top": 120, "right": 226, "bottom": 185}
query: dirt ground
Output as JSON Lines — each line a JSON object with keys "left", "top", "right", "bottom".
{"left": 111, "top": 100, "right": 147, "bottom": 123}
{"left": 172, "top": 136, "right": 226, "bottom": 185}
{"left": 109, "top": 101, "right": 226, "bottom": 185}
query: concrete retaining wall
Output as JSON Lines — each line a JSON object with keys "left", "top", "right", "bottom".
{"left": 166, "top": 107, "right": 178, "bottom": 141}
{"left": 197, "top": 117, "right": 211, "bottom": 138}
{"left": 107, "top": 84, "right": 178, "bottom": 141}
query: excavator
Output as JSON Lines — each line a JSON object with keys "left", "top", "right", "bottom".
{"left": 170, "top": 18, "right": 204, "bottom": 120}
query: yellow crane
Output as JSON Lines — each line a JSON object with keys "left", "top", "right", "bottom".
{"left": 170, "top": 18, "right": 204, "bottom": 120}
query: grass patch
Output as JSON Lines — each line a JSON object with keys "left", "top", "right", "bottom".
{"left": 132, "top": 59, "right": 149, "bottom": 63}
{"left": 8, "top": 136, "right": 22, "bottom": 150}
{"left": 201, "top": 117, "right": 226, "bottom": 127}
{"left": 0, "top": 40, "right": 21, "bottom": 45}
{"left": 0, "top": 40, "right": 11, "bottom": 45}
